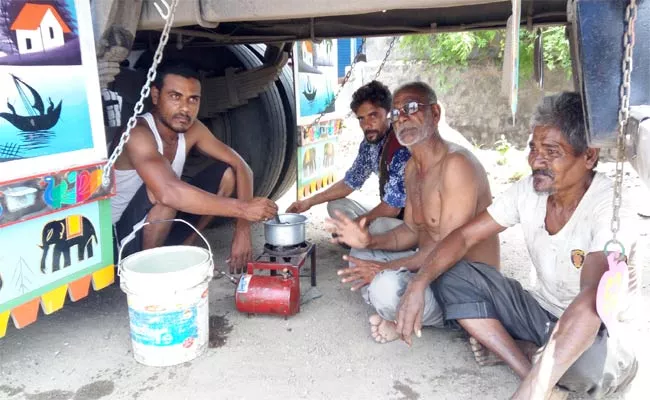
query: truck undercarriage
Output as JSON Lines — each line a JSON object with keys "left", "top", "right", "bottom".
{"left": 92, "top": 0, "right": 649, "bottom": 197}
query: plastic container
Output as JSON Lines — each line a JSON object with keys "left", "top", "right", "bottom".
{"left": 118, "top": 219, "right": 213, "bottom": 367}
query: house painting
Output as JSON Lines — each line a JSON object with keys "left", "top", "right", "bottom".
{"left": 10, "top": 3, "right": 72, "bottom": 55}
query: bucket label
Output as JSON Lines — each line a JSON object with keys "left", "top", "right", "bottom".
{"left": 237, "top": 274, "right": 253, "bottom": 293}
{"left": 128, "top": 306, "right": 198, "bottom": 347}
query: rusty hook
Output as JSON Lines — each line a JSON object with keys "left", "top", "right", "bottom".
{"left": 153, "top": 0, "right": 171, "bottom": 20}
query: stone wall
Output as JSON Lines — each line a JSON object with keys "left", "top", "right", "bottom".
{"left": 343, "top": 37, "right": 574, "bottom": 150}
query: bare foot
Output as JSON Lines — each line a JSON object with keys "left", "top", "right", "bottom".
{"left": 470, "top": 336, "right": 503, "bottom": 366}
{"left": 469, "top": 337, "right": 540, "bottom": 367}
{"left": 369, "top": 314, "right": 400, "bottom": 344}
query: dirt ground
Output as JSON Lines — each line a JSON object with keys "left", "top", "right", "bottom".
{"left": 1, "top": 120, "right": 649, "bottom": 400}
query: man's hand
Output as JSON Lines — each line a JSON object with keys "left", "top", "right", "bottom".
{"left": 227, "top": 228, "right": 252, "bottom": 274}
{"left": 286, "top": 199, "right": 312, "bottom": 214}
{"left": 395, "top": 278, "right": 426, "bottom": 346}
{"left": 325, "top": 211, "right": 372, "bottom": 249}
{"left": 337, "top": 255, "right": 385, "bottom": 291}
{"left": 244, "top": 198, "right": 278, "bottom": 222}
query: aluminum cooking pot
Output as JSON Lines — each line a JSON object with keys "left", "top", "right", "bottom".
{"left": 263, "top": 213, "right": 307, "bottom": 247}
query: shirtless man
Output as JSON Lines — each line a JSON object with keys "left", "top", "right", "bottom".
{"left": 111, "top": 63, "right": 278, "bottom": 272}
{"left": 327, "top": 82, "right": 499, "bottom": 342}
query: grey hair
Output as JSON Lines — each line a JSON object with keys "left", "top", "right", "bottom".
{"left": 530, "top": 92, "right": 587, "bottom": 155}
{"left": 394, "top": 81, "right": 438, "bottom": 104}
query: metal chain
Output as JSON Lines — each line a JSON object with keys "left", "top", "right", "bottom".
{"left": 610, "top": 0, "right": 637, "bottom": 242}
{"left": 307, "top": 36, "right": 398, "bottom": 129}
{"left": 101, "top": 0, "right": 180, "bottom": 187}
{"left": 373, "top": 37, "right": 397, "bottom": 80}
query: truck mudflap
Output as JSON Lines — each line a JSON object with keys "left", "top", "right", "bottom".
{"left": 0, "top": 0, "right": 115, "bottom": 338}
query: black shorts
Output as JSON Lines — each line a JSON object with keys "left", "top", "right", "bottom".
{"left": 113, "top": 160, "right": 230, "bottom": 259}
{"left": 433, "top": 261, "right": 638, "bottom": 396}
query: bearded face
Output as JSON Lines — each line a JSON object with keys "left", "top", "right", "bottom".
{"left": 354, "top": 101, "right": 390, "bottom": 144}
{"left": 391, "top": 89, "right": 441, "bottom": 148}
{"left": 528, "top": 125, "right": 598, "bottom": 194}
{"left": 151, "top": 74, "right": 201, "bottom": 133}
{"left": 395, "top": 106, "right": 437, "bottom": 147}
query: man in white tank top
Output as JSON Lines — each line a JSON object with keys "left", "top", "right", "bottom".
{"left": 111, "top": 63, "right": 278, "bottom": 273}
{"left": 395, "top": 92, "right": 640, "bottom": 398}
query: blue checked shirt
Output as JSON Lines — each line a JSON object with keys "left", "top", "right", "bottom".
{"left": 343, "top": 135, "right": 410, "bottom": 208}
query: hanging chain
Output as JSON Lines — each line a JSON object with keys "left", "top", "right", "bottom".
{"left": 610, "top": 0, "right": 637, "bottom": 243}
{"left": 374, "top": 37, "right": 397, "bottom": 80}
{"left": 101, "top": 0, "right": 180, "bottom": 188}
{"left": 306, "top": 36, "right": 398, "bottom": 129}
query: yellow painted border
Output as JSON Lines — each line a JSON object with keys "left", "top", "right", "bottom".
{"left": 0, "top": 265, "right": 114, "bottom": 339}
{"left": 41, "top": 284, "right": 69, "bottom": 315}
{"left": 0, "top": 310, "right": 9, "bottom": 338}
{"left": 92, "top": 265, "right": 115, "bottom": 290}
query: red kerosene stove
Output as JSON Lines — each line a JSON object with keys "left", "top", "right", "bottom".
{"left": 235, "top": 241, "right": 316, "bottom": 317}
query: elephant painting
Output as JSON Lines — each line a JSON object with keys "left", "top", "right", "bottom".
{"left": 40, "top": 215, "right": 98, "bottom": 273}
{"left": 302, "top": 147, "right": 317, "bottom": 177}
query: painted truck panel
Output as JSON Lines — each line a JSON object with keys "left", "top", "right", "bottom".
{"left": 0, "top": 0, "right": 114, "bottom": 338}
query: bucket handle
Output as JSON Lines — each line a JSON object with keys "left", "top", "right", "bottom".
{"left": 117, "top": 218, "right": 213, "bottom": 275}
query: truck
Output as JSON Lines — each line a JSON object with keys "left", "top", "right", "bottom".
{"left": 0, "top": 0, "right": 647, "bottom": 338}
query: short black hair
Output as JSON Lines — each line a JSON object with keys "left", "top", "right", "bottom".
{"left": 152, "top": 62, "right": 201, "bottom": 89}
{"left": 350, "top": 80, "right": 392, "bottom": 113}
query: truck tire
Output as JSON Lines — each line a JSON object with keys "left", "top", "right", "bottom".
{"left": 226, "top": 45, "right": 287, "bottom": 199}
{"left": 247, "top": 44, "right": 297, "bottom": 201}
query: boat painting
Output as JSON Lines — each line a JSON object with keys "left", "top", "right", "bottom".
{"left": 0, "top": 74, "right": 62, "bottom": 132}
{"left": 0, "top": 69, "right": 93, "bottom": 162}
{"left": 295, "top": 40, "right": 338, "bottom": 119}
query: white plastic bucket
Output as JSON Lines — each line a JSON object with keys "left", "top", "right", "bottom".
{"left": 118, "top": 219, "right": 214, "bottom": 367}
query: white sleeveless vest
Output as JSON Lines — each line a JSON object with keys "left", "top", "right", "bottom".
{"left": 111, "top": 113, "right": 186, "bottom": 224}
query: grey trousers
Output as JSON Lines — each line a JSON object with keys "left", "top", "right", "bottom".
{"left": 434, "top": 261, "right": 639, "bottom": 397}
{"left": 331, "top": 197, "right": 444, "bottom": 327}
{"left": 327, "top": 197, "right": 404, "bottom": 232}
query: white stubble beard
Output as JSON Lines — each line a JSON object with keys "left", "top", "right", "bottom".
{"left": 395, "top": 110, "right": 436, "bottom": 147}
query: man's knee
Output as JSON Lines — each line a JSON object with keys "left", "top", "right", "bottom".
{"left": 368, "top": 217, "right": 403, "bottom": 236}
{"left": 348, "top": 248, "right": 368, "bottom": 265}
{"left": 218, "top": 167, "right": 235, "bottom": 197}
{"left": 147, "top": 202, "right": 177, "bottom": 219}
{"left": 559, "top": 331, "right": 639, "bottom": 396}
{"left": 368, "top": 270, "right": 407, "bottom": 318}
{"left": 327, "top": 198, "right": 352, "bottom": 219}
{"left": 434, "top": 261, "right": 478, "bottom": 298}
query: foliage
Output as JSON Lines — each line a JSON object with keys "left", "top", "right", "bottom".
{"left": 399, "top": 26, "right": 572, "bottom": 79}
{"left": 508, "top": 170, "right": 525, "bottom": 183}
{"left": 495, "top": 134, "right": 512, "bottom": 165}
{"left": 538, "top": 27, "right": 572, "bottom": 74}
{"left": 400, "top": 31, "right": 497, "bottom": 66}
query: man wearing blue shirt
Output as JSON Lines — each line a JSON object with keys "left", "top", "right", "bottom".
{"left": 287, "top": 80, "right": 410, "bottom": 233}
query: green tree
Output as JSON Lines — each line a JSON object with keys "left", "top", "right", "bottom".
{"left": 399, "top": 27, "right": 571, "bottom": 80}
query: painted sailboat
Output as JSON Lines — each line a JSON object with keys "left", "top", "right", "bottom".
{"left": 303, "top": 76, "right": 317, "bottom": 101}
{"left": 0, "top": 74, "right": 62, "bottom": 132}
